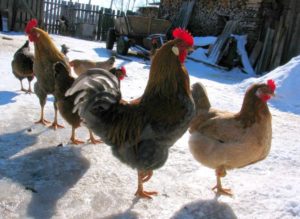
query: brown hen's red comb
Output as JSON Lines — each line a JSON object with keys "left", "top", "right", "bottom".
{"left": 25, "top": 19, "right": 38, "bottom": 34}
{"left": 121, "top": 66, "right": 126, "bottom": 75}
{"left": 172, "top": 28, "right": 194, "bottom": 47}
{"left": 267, "top": 79, "right": 276, "bottom": 92}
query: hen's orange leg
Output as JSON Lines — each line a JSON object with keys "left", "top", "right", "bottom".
{"left": 212, "top": 167, "right": 233, "bottom": 197}
{"left": 135, "top": 170, "right": 158, "bottom": 199}
{"left": 35, "top": 106, "right": 51, "bottom": 125}
{"left": 88, "top": 129, "right": 102, "bottom": 144}
{"left": 49, "top": 104, "right": 64, "bottom": 130}
{"left": 70, "top": 127, "right": 84, "bottom": 145}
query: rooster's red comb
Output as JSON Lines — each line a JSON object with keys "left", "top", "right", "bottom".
{"left": 172, "top": 28, "right": 194, "bottom": 47}
{"left": 25, "top": 19, "right": 38, "bottom": 34}
{"left": 267, "top": 79, "right": 276, "bottom": 92}
{"left": 121, "top": 66, "right": 126, "bottom": 75}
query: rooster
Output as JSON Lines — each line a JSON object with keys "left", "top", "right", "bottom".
{"left": 188, "top": 80, "right": 276, "bottom": 196}
{"left": 11, "top": 40, "right": 34, "bottom": 93}
{"left": 69, "top": 56, "right": 115, "bottom": 76}
{"left": 66, "top": 28, "right": 195, "bottom": 198}
{"left": 25, "top": 19, "right": 70, "bottom": 129}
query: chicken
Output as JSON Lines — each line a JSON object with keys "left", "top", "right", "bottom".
{"left": 66, "top": 28, "right": 195, "bottom": 198}
{"left": 61, "top": 44, "right": 69, "bottom": 56}
{"left": 149, "top": 38, "right": 159, "bottom": 61}
{"left": 69, "top": 56, "right": 115, "bottom": 76}
{"left": 25, "top": 19, "right": 70, "bottom": 129}
{"left": 53, "top": 62, "right": 101, "bottom": 145}
{"left": 11, "top": 40, "right": 34, "bottom": 93}
{"left": 60, "top": 44, "right": 70, "bottom": 62}
{"left": 109, "top": 66, "right": 127, "bottom": 82}
{"left": 188, "top": 80, "right": 276, "bottom": 196}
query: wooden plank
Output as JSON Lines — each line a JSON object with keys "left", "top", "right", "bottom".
{"left": 80, "top": 3, "right": 84, "bottom": 23}
{"left": 0, "top": 0, "right": 8, "bottom": 10}
{"left": 44, "top": 0, "right": 50, "bottom": 31}
{"left": 282, "top": 0, "right": 297, "bottom": 63}
{"left": 182, "top": 0, "right": 195, "bottom": 28}
{"left": 97, "top": 7, "right": 103, "bottom": 40}
{"left": 207, "top": 20, "right": 238, "bottom": 64}
{"left": 49, "top": 0, "right": 54, "bottom": 33}
{"left": 95, "top": 5, "right": 99, "bottom": 25}
{"left": 272, "top": 26, "right": 287, "bottom": 68}
{"left": 8, "top": 0, "right": 14, "bottom": 31}
{"left": 20, "top": 0, "right": 36, "bottom": 17}
{"left": 40, "top": 0, "right": 45, "bottom": 27}
{"left": 287, "top": 13, "right": 300, "bottom": 60}
{"left": 255, "top": 28, "right": 275, "bottom": 74}
{"left": 269, "top": 14, "right": 284, "bottom": 69}
{"left": 249, "top": 40, "right": 263, "bottom": 66}
{"left": 55, "top": 0, "right": 60, "bottom": 34}
{"left": 187, "top": 57, "right": 229, "bottom": 71}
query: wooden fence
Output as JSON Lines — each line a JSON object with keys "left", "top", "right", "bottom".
{"left": 43, "top": 0, "right": 128, "bottom": 41}
{"left": 1, "top": 0, "right": 129, "bottom": 41}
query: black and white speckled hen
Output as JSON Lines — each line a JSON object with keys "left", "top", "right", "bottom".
{"left": 11, "top": 40, "right": 34, "bottom": 93}
{"left": 66, "top": 28, "right": 195, "bottom": 198}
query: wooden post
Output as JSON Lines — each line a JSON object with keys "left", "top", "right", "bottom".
{"left": 97, "top": 7, "right": 103, "bottom": 40}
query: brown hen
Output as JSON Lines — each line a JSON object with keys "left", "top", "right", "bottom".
{"left": 189, "top": 80, "right": 276, "bottom": 196}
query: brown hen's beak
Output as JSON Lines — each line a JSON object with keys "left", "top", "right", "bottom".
{"left": 187, "top": 46, "right": 194, "bottom": 54}
{"left": 189, "top": 46, "right": 195, "bottom": 52}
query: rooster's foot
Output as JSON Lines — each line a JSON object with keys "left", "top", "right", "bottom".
{"left": 88, "top": 138, "right": 103, "bottom": 144}
{"left": 70, "top": 138, "right": 85, "bottom": 145}
{"left": 35, "top": 118, "right": 51, "bottom": 126}
{"left": 26, "top": 89, "right": 34, "bottom": 94}
{"left": 212, "top": 185, "right": 233, "bottom": 197}
{"left": 135, "top": 190, "right": 158, "bottom": 199}
{"left": 50, "top": 122, "right": 64, "bottom": 130}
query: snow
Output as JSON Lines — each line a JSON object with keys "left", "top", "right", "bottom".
{"left": 1, "top": 32, "right": 300, "bottom": 219}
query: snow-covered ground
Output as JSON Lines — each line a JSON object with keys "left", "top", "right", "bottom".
{"left": 0, "top": 32, "right": 300, "bottom": 219}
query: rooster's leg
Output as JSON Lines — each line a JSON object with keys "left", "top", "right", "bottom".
{"left": 27, "top": 81, "right": 33, "bottom": 94}
{"left": 135, "top": 170, "right": 158, "bottom": 199}
{"left": 212, "top": 167, "right": 233, "bottom": 197}
{"left": 49, "top": 101, "right": 64, "bottom": 130}
{"left": 20, "top": 80, "right": 27, "bottom": 92}
{"left": 88, "top": 129, "right": 102, "bottom": 144}
{"left": 35, "top": 106, "right": 51, "bottom": 125}
{"left": 70, "top": 126, "right": 84, "bottom": 145}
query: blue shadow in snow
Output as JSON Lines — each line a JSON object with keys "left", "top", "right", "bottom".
{"left": 186, "top": 59, "right": 253, "bottom": 85}
{"left": 171, "top": 198, "right": 237, "bottom": 219}
{"left": 0, "top": 125, "right": 90, "bottom": 219}
{"left": 94, "top": 48, "right": 113, "bottom": 58}
{"left": 0, "top": 91, "right": 18, "bottom": 105}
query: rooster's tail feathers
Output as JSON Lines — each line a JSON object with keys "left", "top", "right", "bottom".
{"left": 191, "top": 82, "right": 211, "bottom": 112}
{"left": 66, "top": 68, "right": 120, "bottom": 116}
